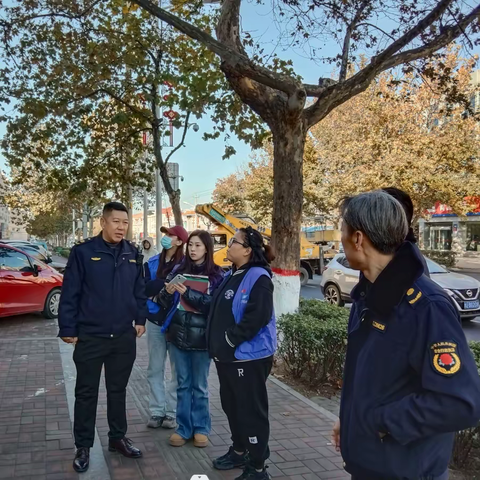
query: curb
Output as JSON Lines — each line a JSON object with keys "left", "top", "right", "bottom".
{"left": 268, "top": 375, "right": 339, "bottom": 422}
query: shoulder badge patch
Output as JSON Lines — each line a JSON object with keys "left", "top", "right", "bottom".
{"left": 372, "top": 320, "right": 386, "bottom": 333}
{"left": 91, "top": 257, "right": 101, "bottom": 261}
{"left": 406, "top": 287, "right": 422, "bottom": 304}
{"left": 430, "top": 341, "right": 461, "bottom": 376}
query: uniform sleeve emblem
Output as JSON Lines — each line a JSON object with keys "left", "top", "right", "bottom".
{"left": 430, "top": 341, "right": 461, "bottom": 376}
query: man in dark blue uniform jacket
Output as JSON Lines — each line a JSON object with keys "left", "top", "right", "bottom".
{"left": 58, "top": 202, "right": 148, "bottom": 473}
{"left": 332, "top": 191, "right": 480, "bottom": 480}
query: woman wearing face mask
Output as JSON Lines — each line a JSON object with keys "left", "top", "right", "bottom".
{"left": 158, "top": 230, "right": 223, "bottom": 449}
{"left": 144, "top": 225, "right": 188, "bottom": 430}
{"left": 208, "top": 227, "right": 276, "bottom": 480}
{"left": 141, "top": 236, "right": 158, "bottom": 262}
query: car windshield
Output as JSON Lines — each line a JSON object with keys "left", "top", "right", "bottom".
{"left": 425, "top": 258, "right": 448, "bottom": 274}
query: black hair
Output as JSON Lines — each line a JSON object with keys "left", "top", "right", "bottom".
{"left": 176, "top": 230, "right": 221, "bottom": 280}
{"left": 239, "top": 226, "right": 276, "bottom": 266}
{"left": 382, "top": 187, "right": 417, "bottom": 243}
{"left": 382, "top": 187, "right": 414, "bottom": 225}
{"left": 103, "top": 201, "right": 128, "bottom": 216}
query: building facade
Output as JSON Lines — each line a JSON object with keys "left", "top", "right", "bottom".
{"left": 131, "top": 208, "right": 211, "bottom": 243}
{"left": 419, "top": 201, "right": 480, "bottom": 253}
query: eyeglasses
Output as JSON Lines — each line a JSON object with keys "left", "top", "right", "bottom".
{"left": 228, "top": 238, "right": 248, "bottom": 248}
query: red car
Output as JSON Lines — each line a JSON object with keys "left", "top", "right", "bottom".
{"left": 0, "top": 243, "right": 63, "bottom": 319}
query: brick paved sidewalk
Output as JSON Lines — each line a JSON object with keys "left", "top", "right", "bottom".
{"left": 0, "top": 315, "right": 349, "bottom": 480}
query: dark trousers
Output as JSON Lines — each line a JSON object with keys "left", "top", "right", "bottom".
{"left": 215, "top": 357, "right": 273, "bottom": 470}
{"left": 73, "top": 328, "right": 136, "bottom": 448}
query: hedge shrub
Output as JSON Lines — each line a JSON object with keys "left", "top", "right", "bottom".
{"left": 421, "top": 249, "right": 457, "bottom": 268}
{"left": 277, "top": 299, "right": 348, "bottom": 385}
{"left": 451, "top": 341, "right": 480, "bottom": 469}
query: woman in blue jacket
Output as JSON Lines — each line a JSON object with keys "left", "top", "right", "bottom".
{"left": 144, "top": 225, "right": 188, "bottom": 430}
{"left": 208, "top": 227, "right": 276, "bottom": 480}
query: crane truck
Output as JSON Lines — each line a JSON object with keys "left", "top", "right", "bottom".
{"left": 195, "top": 203, "right": 322, "bottom": 286}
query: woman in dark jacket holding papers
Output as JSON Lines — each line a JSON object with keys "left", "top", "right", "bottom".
{"left": 157, "top": 230, "right": 223, "bottom": 449}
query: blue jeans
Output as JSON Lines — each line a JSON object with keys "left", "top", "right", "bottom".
{"left": 147, "top": 321, "right": 177, "bottom": 418}
{"left": 170, "top": 344, "right": 211, "bottom": 439}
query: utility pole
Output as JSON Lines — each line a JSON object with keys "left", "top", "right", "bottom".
{"left": 72, "top": 209, "right": 76, "bottom": 244}
{"left": 142, "top": 135, "right": 149, "bottom": 242}
{"left": 156, "top": 170, "right": 163, "bottom": 250}
{"left": 126, "top": 185, "right": 133, "bottom": 241}
{"left": 82, "top": 203, "right": 88, "bottom": 240}
{"left": 193, "top": 193, "right": 199, "bottom": 229}
{"left": 143, "top": 190, "right": 149, "bottom": 240}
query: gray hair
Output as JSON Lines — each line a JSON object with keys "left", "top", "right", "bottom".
{"left": 340, "top": 190, "right": 408, "bottom": 255}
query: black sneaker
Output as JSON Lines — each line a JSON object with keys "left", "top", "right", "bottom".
{"left": 235, "top": 464, "right": 270, "bottom": 480}
{"left": 213, "top": 446, "right": 248, "bottom": 470}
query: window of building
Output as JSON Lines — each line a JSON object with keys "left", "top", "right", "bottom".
{"left": 466, "top": 223, "right": 480, "bottom": 251}
{"left": 424, "top": 224, "right": 453, "bottom": 251}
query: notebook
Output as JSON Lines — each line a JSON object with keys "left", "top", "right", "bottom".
{"left": 178, "top": 274, "right": 210, "bottom": 313}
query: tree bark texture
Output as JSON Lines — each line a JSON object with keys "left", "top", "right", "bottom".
{"left": 270, "top": 121, "right": 306, "bottom": 273}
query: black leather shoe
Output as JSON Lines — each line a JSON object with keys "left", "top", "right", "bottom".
{"left": 73, "top": 447, "right": 90, "bottom": 473}
{"left": 108, "top": 437, "right": 143, "bottom": 458}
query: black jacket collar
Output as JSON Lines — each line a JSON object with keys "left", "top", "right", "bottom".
{"left": 351, "top": 242, "right": 425, "bottom": 317}
{"left": 93, "top": 233, "right": 131, "bottom": 256}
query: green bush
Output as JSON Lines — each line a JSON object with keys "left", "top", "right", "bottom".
{"left": 451, "top": 341, "right": 480, "bottom": 470}
{"left": 59, "top": 248, "right": 71, "bottom": 258}
{"left": 421, "top": 249, "right": 457, "bottom": 268}
{"left": 277, "top": 299, "right": 348, "bottom": 385}
{"left": 469, "top": 341, "right": 480, "bottom": 370}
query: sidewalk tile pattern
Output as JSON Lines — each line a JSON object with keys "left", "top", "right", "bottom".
{"left": 0, "top": 315, "right": 349, "bottom": 480}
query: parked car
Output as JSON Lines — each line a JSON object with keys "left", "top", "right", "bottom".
{"left": 5, "top": 243, "right": 66, "bottom": 274}
{"left": 32, "top": 240, "right": 50, "bottom": 255}
{"left": 8, "top": 241, "right": 49, "bottom": 257}
{"left": 321, "top": 254, "right": 480, "bottom": 321}
{"left": 0, "top": 244, "right": 62, "bottom": 318}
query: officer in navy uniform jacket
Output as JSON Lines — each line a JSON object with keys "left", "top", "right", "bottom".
{"left": 333, "top": 191, "right": 480, "bottom": 480}
{"left": 58, "top": 202, "right": 148, "bottom": 474}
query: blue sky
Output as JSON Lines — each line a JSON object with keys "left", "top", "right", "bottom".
{"left": 0, "top": 1, "right": 340, "bottom": 208}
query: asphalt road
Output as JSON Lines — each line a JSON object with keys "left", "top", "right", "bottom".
{"left": 302, "top": 274, "right": 480, "bottom": 342}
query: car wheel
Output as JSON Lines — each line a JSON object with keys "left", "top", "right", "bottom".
{"left": 299, "top": 267, "right": 309, "bottom": 286}
{"left": 324, "top": 284, "right": 344, "bottom": 307}
{"left": 43, "top": 289, "right": 61, "bottom": 319}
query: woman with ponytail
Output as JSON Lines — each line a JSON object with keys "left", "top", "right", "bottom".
{"left": 207, "top": 227, "right": 276, "bottom": 480}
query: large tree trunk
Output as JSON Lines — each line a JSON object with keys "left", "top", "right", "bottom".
{"left": 270, "top": 120, "right": 306, "bottom": 316}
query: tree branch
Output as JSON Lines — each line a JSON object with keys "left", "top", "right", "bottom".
{"left": 305, "top": 0, "right": 479, "bottom": 127}
{"left": 9, "top": 0, "right": 102, "bottom": 24}
{"left": 165, "top": 111, "right": 191, "bottom": 165}
{"left": 303, "top": 79, "right": 338, "bottom": 97}
{"left": 379, "top": 5, "right": 480, "bottom": 72}
{"left": 131, "top": 0, "right": 301, "bottom": 96}
{"left": 339, "top": 1, "right": 371, "bottom": 82}
{"left": 100, "top": 89, "right": 152, "bottom": 121}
